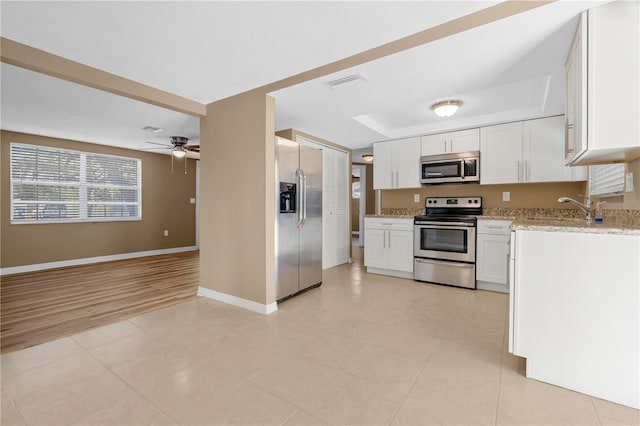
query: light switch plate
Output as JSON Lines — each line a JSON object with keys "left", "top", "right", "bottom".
{"left": 502, "top": 191, "right": 510, "bottom": 202}
{"left": 190, "top": 197, "right": 196, "bottom": 204}
{"left": 414, "top": 194, "right": 420, "bottom": 203}
{"left": 163, "top": 230, "right": 169, "bottom": 237}
{"left": 626, "top": 172, "right": 634, "bottom": 192}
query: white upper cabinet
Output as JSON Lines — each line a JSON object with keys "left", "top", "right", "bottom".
{"left": 524, "top": 116, "right": 587, "bottom": 182}
{"left": 373, "top": 137, "right": 420, "bottom": 190}
{"left": 565, "top": 1, "right": 640, "bottom": 165}
{"left": 421, "top": 129, "right": 480, "bottom": 156}
{"left": 481, "top": 116, "right": 586, "bottom": 185}
{"left": 480, "top": 122, "right": 523, "bottom": 184}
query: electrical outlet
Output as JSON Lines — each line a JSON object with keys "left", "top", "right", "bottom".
{"left": 626, "top": 172, "right": 634, "bottom": 192}
{"left": 163, "top": 230, "right": 169, "bottom": 237}
{"left": 413, "top": 194, "right": 420, "bottom": 203}
{"left": 502, "top": 191, "right": 511, "bottom": 202}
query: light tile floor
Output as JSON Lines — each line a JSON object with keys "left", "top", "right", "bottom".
{"left": 2, "top": 247, "right": 639, "bottom": 425}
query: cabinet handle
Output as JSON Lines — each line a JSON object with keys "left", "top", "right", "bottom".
{"left": 517, "top": 161, "right": 522, "bottom": 182}
{"left": 390, "top": 171, "right": 394, "bottom": 188}
{"left": 395, "top": 171, "right": 399, "bottom": 187}
{"left": 525, "top": 160, "right": 530, "bottom": 181}
{"left": 388, "top": 230, "right": 391, "bottom": 249}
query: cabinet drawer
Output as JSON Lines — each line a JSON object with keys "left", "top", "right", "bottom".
{"left": 364, "top": 218, "right": 413, "bottom": 231}
{"left": 477, "top": 219, "right": 512, "bottom": 235}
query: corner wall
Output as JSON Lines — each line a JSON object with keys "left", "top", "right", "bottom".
{"left": 1, "top": 131, "right": 197, "bottom": 268}
{"left": 199, "top": 91, "right": 275, "bottom": 306}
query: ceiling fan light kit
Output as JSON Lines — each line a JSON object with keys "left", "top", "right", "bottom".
{"left": 431, "top": 100, "right": 462, "bottom": 118}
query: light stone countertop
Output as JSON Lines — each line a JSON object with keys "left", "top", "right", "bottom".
{"left": 366, "top": 213, "right": 640, "bottom": 235}
{"left": 510, "top": 218, "right": 640, "bottom": 235}
{"left": 365, "top": 214, "right": 414, "bottom": 219}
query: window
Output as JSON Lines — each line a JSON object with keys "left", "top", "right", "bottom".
{"left": 10, "top": 143, "right": 142, "bottom": 223}
{"left": 590, "top": 163, "right": 625, "bottom": 198}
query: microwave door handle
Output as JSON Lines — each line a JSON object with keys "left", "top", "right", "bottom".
{"left": 460, "top": 160, "right": 465, "bottom": 179}
{"left": 426, "top": 172, "right": 443, "bottom": 176}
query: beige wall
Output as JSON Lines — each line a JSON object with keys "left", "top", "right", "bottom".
{"left": 200, "top": 91, "right": 275, "bottom": 305}
{"left": 382, "top": 181, "right": 587, "bottom": 210}
{"left": 1, "top": 131, "right": 197, "bottom": 268}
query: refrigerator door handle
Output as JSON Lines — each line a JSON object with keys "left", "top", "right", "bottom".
{"left": 300, "top": 169, "right": 307, "bottom": 227}
{"left": 295, "top": 169, "right": 303, "bottom": 228}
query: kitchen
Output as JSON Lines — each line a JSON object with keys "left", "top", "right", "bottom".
{"left": 355, "top": 0, "right": 639, "bottom": 411}
{"left": 1, "top": 0, "right": 639, "bottom": 423}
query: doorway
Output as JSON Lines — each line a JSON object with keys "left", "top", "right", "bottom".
{"left": 351, "top": 164, "right": 367, "bottom": 247}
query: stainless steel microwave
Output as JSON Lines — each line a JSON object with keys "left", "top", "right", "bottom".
{"left": 420, "top": 151, "right": 480, "bottom": 184}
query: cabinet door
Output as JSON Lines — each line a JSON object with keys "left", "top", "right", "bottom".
{"left": 421, "top": 134, "right": 447, "bottom": 156}
{"left": 373, "top": 142, "right": 393, "bottom": 189}
{"left": 480, "top": 122, "right": 523, "bottom": 184}
{"left": 524, "top": 116, "right": 587, "bottom": 182}
{"left": 477, "top": 233, "right": 510, "bottom": 284}
{"left": 449, "top": 129, "right": 480, "bottom": 153}
{"left": 364, "top": 228, "right": 387, "bottom": 268}
{"left": 523, "top": 116, "right": 567, "bottom": 182}
{"left": 392, "top": 137, "right": 421, "bottom": 188}
{"left": 565, "top": 13, "right": 587, "bottom": 164}
{"left": 387, "top": 229, "right": 414, "bottom": 273}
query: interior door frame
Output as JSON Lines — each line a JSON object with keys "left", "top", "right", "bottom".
{"left": 352, "top": 164, "right": 367, "bottom": 247}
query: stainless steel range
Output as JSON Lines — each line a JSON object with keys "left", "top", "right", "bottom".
{"left": 414, "top": 196, "right": 482, "bottom": 289}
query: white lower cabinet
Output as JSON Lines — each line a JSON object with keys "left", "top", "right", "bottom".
{"left": 364, "top": 217, "right": 413, "bottom": 279}
{"left": 510, "top": 229, "right": 640, "bottom": 409}
{"left": 476, "top": 219, "right": 512, "bottom": 293}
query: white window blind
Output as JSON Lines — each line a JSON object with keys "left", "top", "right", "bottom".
{"left": 10, "top": 143, "right": 142, "bottom": 223}
{"left": 590, "top": 163, "right": 625, "bottom": 197}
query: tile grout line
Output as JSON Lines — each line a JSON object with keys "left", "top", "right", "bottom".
{"left": 82, "top": 340, "right": 182, "bottom": 425}
{"left": 589, "top": 396, "right": 604, "bottom": 426}
{"left": 1, "top": 383, "right": 28, "bottom": 426}
{"left": 386, "top": 337, "right": 444, "bottom": 426}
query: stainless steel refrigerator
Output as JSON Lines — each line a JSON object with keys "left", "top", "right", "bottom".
{"left": 276, "top": 137, "right": 322, "bottom": 301}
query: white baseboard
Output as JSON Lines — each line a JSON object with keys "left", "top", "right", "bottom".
{"left": 0, "top": 246, "right": 199, "bottom": 276}
{"left": 476, "top": 281, "right": 509, "bottom": 293}
{"left": 197, "top": 286, "right": 278, "bottom": 315}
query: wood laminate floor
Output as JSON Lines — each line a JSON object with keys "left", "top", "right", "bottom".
{"left": 0, "top": 251, "right": 199, "bottom": 353}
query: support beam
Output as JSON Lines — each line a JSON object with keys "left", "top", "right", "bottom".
{"left": 1, "top": 37, "right": 207, "bottom": 117}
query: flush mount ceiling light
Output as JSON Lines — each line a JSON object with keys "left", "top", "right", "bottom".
{"left": 362, "top": 154, "right": 374, "bottom": 162}
{"left": 431, "top": 100, "right": 462, "bottom": 118}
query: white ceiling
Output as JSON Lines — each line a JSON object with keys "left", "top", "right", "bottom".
{"left": 0, "top": 1, "right": 609, "bottom": 152}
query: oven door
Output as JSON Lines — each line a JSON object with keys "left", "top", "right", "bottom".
{"left": 414, "top": 222, "right": 476, "bottom": 262}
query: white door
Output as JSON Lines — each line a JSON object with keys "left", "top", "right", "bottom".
{"left": 298, "top": 137, "right": 349, "bottom": 269}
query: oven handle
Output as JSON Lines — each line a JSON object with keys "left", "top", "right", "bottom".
{"left": 415, "top": 258, "right": 475, "bottom": 268}
{"left": 415, "top": 221, "right": 475, "bottom": 227}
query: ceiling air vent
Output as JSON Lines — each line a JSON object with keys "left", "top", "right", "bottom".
{"left": 141, "top": 126, "right": 165, "bottom": 133}
{"left": 325, "top": 72, "right": 368, "bottom": 90}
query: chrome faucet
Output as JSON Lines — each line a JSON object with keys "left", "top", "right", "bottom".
{"left": 558, "top": 196, "right": 592, "bottom": 224}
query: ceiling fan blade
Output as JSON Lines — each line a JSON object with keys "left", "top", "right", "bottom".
{"left": 142, "top": 147, "right": 171, "bottom": 150}
{"left": 145, "top": 141, "right": 171, "bottom": 147}
{"left": 185, "top": 145, "right": 200, "bottom": 152}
